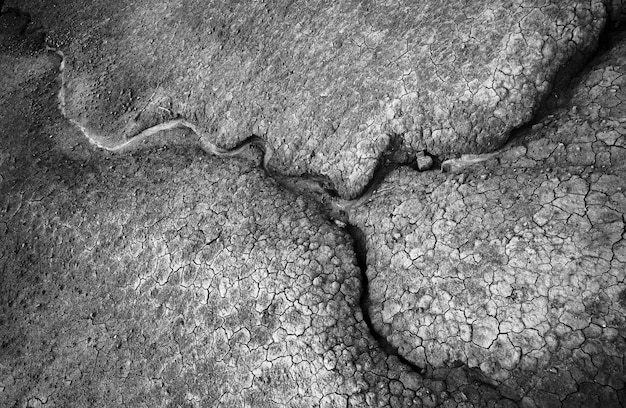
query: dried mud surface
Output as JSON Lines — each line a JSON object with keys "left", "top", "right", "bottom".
{"left": 5, "top": 0, "right": 625, "bottom": 197}
{"left": 0, "top": 22, "right": 437, "bottom": 408}
{"left": 1, "top": 3, "right": 626, "bottom": 408}
{"left": 344, "top": 28, "right": 626, "bottom": 407}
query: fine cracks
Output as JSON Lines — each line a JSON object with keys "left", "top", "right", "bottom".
{"left": 38, "top": 6, "right": 626, "bottom": 386}
{"left": 47, "top": 44, "right": 433, "bottom": 375}
{"left": 346, "top": 223, "right": 428, "bottom": 376}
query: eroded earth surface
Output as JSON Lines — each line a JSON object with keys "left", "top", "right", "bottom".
{"left": 6, "top": 0, "right": 626, "bottom": 197}
{"left": 345, "top": 31, "right": 626, "bottom": 405}
{"left": 1, "top": 1, "right": 626, "bottom": 407}
{"left": 0, "top": 19, "right": 446, "bottom": 407}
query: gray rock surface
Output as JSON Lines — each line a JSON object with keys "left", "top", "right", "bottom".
{"left": 344, "top": 30, "right": 626, "bottom": 407}
{"left": 6, "top": 0, "right": 621, "bottom": 197}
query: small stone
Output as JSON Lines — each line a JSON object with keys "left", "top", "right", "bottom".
{"left": 416, "top": 155, "right": 434, "bottom": 171}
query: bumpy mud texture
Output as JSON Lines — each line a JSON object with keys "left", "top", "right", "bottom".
{"left": 3, "top": 3, "right": 626, "bottom": 408}
{"left": 5, "top": 0, "right": 625, "bottom": 197}
{"left": 346, "top": 30, "right": 626, "bottom": 407}
{"left": 0, "top": 21, "right": 531, "bottom": 406}
{"left": 0, "top": 43, "right": 461, "bottom": 408}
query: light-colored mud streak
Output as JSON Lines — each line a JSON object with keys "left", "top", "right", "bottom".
{"left": 49, "top": 48, "right": 275, "bottom": 171}
{"left": 47, "top": 45, "right": 542, "bottom": 228}
{"left": 49, "top": 46, "right": 410, "bottom": 216}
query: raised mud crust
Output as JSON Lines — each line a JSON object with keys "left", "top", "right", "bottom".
{"left": 0, "top": 66, "right": 431, "bottom": 407}
{"left": 345, "top": 29, "right": 626, "bottom": 407}
{"left": 6, "top": 0, "right": 622, "bottom": 197}
{"left": 3, "top": 2, "right": 626, "bottom": 408}
{"left": 0, "top": 37, "right": 513, "bottom": 407}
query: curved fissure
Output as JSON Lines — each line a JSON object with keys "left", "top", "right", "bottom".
{"left": 29, "top": 4, "right": 626, "bottom": 391}
{"left": 345, "top": 223, "right": 428, "bottom": 376}
{"left": 44, "top": 44, "right": 434, "bottom": 377}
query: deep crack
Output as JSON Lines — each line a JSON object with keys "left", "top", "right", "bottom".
{"left": 345, "top": 223, "right": 428, "bottom": 376}
{"left": 43, "top": 46, "right": 435, "bottom": 375}
{"left": 9, "top": 3, "right": 626, "bottom": 404}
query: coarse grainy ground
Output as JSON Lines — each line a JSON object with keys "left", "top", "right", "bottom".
{"left": 1, "top": 2, "right": 625, "bottom": 408}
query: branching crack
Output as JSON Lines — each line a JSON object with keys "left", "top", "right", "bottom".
{"left": 19, "top": 0, "right": 626, "bottom": 393}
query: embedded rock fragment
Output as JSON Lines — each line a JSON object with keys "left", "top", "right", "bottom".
{"left": 6, "top": 0, "right": 622, "bottom": 197}
{"left": 344, "top": 30, "right": 626, "bottom": 407}
{"left": 415, "top": 152, "right": 434, "bottom": 172}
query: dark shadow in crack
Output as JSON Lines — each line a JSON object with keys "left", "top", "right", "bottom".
{"left": 444, "top": 12, "right": 626, "bottom": 170}
{"left": 345, "top": 222, "right": 428, "bottom": 376}
{"left": 530, "top": 14, "right": 626, "bottom": 127}
{"left": 469, "top": 12, "right": 626, "bottom": 158}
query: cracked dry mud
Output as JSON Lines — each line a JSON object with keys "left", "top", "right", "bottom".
{"left": 6, "top": 0, "right": 625, "bottom": 197}
{"left": 342, "top": 29, "right": 626, "bottom": 407}
{"left": 1, "top": 2, "right": 626, "bottom": 408}
{"left": 2, "top": 24, "right": 434, "bottom": 407}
